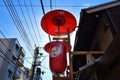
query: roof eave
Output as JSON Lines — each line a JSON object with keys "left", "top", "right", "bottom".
{"left": 85, "top": 1, "right": 120, "bottom": 14}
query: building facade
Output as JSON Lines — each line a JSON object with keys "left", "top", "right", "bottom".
{"left": 0, "top": 38, "right": 25, "bottom": 80}
{"left": 73, "top": 1, "right": 120, "bottom": 80}
{"left": 17, "top": 67, "right": 30, "bottom": 80}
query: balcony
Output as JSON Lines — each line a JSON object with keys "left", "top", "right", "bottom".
{"left": 16, "top": 60, "right": 23, "bottom": 67}
{"left": 13, "top": 68, "right": 21, "bottom": 79}
{"left": 13, "top": 73, "right": 19, "bottom": 79}
{"left": 19, "top": 47, "right": 25, "bottom": 57}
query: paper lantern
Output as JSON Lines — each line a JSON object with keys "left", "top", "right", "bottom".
{"left": 50, "top": 41, "right": 67, "bottom": 72}
{"left": 44, "top": 41, "right": 68, "bottom": 53}
{"left": 44, "top": 41, "right": 67, "bottom": 73}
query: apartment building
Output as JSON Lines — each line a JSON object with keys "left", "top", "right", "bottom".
{"left": 0, "top": 38, "right": 25, "bottom": 80}
{"left": 17, "top": 67, "right": 30, "bottom": 80}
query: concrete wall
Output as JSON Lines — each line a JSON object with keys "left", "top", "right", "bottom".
{"left": 0, "top": 39, "right": 13, "bottom": 80}
{"left": 0, "top": 38, "right": 25, "bottom": 80}
{"left": 0, "top": 52, "right": 9, "bottom": 80}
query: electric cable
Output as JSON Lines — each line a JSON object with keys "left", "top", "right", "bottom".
{"left": 50, "top": 0, "right": 52, "bottom": 10}
{"left": 3, "top": 0, "right": 34, "bottom": 56}
{"left": 18, "top": 0, "right": 36, "bottom": 47}
{"left": 24, "top": 0, "right": 40, "bottom": 46}
{"left": 0, "top": 40, "right": 27, "bottom": 74}
{"left": 40, "top": 0, "right": 51, "bottom": 42}
{"left": 29, "top": 0, "right": 43, "bottom": 47}
{"left": 0, "top": 4, "right": 91, "bottom": 8}
{"left": 0, "top": 31, "right": 33, "bottom": 74}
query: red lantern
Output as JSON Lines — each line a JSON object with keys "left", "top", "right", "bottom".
{"left": 50, "top": 41, "right": 67, "bottom": 73}
{"left": 41, "top": 9, "right": 76, "bottom": 36}
{"left": 44, "top": 41, "right": 67, "bottom": 73}
{"left": 44, "top": 41, "right": 69, "bottom": 53}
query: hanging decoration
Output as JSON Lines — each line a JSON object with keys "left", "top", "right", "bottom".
{"left": 45, "top": 41, "right": 67, "bottom": 73}
{"left": 41, "top": 9, "right": 77, "bottom": 74}
{"left": 44, "top": 41, "right": 69, "bottom": 53}
{"left": 41, "top": 9, "right": 76, "bottom": 36}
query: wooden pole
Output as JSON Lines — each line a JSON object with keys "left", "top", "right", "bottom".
{"left": 53, "top": 29, "right": 74, "bottom": 79}
{"left": 72, "top": 51, "right": 104, "bottom": 55}
{"left": 67, "top": 29, "right": 73, "bottom": 80}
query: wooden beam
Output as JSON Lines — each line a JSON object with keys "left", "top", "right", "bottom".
{"left": 55, "top": 32, "right": 68, "bottom": 35}
{"left": 53, "top": 76, "right": 69, "bottom": 80}
{"left": 73, "top": 71, "right": 79, "bottom": 75}
{"left": 53, "top": 37, "right": 68, "bottom": 41}
{"left": 72, "top": 51, "right": 104, "bottom": 55}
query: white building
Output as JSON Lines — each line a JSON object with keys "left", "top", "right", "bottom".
{"left": 17, "top": 67, "right": 30, "bottom": 80}
{"left": 0, "top": 38, "right": 25, "bottom": 80}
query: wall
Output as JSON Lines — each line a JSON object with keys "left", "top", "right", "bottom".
{"left": 91, "top": 14, "right": 113, "bottom": 51}
{"left": 104, "top": 64, "right": 120, "bottom": 80}
{"left": 0, "top": 39, "right": 12, "bottom": 80}
{"left": 0, "top": 52, "right": 9, "bottom": 80}
{"left": 0, "top": 38, "right": 24, "bottom": 80}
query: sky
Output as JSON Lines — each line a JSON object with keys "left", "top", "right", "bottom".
{"left": 0, "top": 0, "right": 114, "bottom": 80}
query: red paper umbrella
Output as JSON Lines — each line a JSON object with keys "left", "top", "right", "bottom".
{"left": 44, "top": 41, "right": 69, "bottom": 53}
{"left": 41, "top": 9, "right": 77, "bottom": 36}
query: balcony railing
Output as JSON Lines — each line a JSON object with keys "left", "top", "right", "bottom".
{"left": 19, "top": 47, "right": 25, "bottom": 57}
{"left": 13, "top": 68, "right": 21, "bottom": 79}
{"left": 16, "top": 60, "right": 23, "bottom": 67}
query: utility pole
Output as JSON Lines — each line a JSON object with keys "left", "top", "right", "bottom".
{"left": 30, "top": 47, "right": 44, "bottom": 80}
{"left": 30, "top": 47, "right": 39, "bottom": 80}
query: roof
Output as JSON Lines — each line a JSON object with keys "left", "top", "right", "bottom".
{"left": 83, "top": 1, "right": 120, "bottom": 14}
{"left": 74, "top": 0, "right": 120, "bottom": 51}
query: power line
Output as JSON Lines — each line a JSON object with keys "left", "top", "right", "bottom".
{"left": 40, "top": 65, "right": 49, "bottom": 70}
{"left": 24, "top": 0, "right": 40, "bottom": 46}
{"left": 0, "top": 30, "right": 28, "bottom": 61}
{"left": 3, "top": 0, "right": 34, "bottom": 56}
{"left": 0, "top": 31, "right": 40, "bottom": 74}
{"left": 40, "top": 0, "right": 45, "bottom": 15}
{"left": 0, "top": 30, "right": 35, "bottom": 74}
{"left": 0, "top": 30, "right": 10, "bottom": 44}
{"left": 0, "top": 30, "right": 39, "bottom": 79}
{"left": 29, "top": 0, "right": 43, "bottom": 46}
{"left": 0, "top": 48, "right": 26, "bottom": 72}
{"left": 17, "top": 0, "right": 36, "bottom": 47}
{"left": 0, "top": 4, "right": 90, "bottom": 8}
{"left": 50, "top": 0, "right": 52, "bottom": 10}
{"left": 0, "top": 39, "right": 27, "bottom": 74}
{"left": 24, "top": 58, "right": 33, "bottom": 65}
{"left": 8, "top": 0, "right": 34, "bottom": 52}
{"left": 0, "top": 27, "right": 35, "bottom": 67}
{"left": 40, "top": 0, "right": 51, "bottom": 42}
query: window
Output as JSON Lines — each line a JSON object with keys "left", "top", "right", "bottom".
{"left": 11, "top": 56, "right": 16, "bottom": 63}
{"left": 8, "top": 69, "right": 13, "bottom": 78}
{"left": 15, "top": 44, "right": 19, "bottom": 51}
